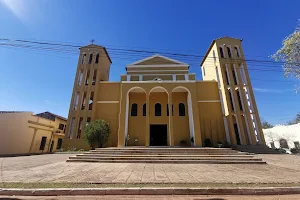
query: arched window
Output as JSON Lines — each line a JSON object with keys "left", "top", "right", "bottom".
{"left": 227, "top": 47, "right": 232, "bottom": 58}
{"left": 95, "top": 53, "right": 99, "bottom": 63}
{"left": 234, "top": 47, "right": 240, "bottom": 57}
{"left": 131, "top": 103, "right": 138, "bottom": 116}
{"left": 88, "top": 54, "right": 93, "bottom": 64}
{"left": 179, "top": 103, "right": 185, "bottom": 116}
{"left": 143, "top": 103, "right": 146, "bottom": 116}
{"left": 279, "top": 139, "right": 289, "bottom": 149}
{"left": 219, "top": 47, "right": 224, "bottom": 58}
{"left": 155, "top": 103, "right": 161, "bottom": 116}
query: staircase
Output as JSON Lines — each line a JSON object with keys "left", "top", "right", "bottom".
{"left": 67, "top": 147, "right": 266, "bottom": 164}
{"left": 233, "top": 144, "right": 281, "bottom": 154}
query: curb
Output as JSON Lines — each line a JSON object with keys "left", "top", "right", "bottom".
{"left": 1, "top": 187, "right": 300, "bottom": 196}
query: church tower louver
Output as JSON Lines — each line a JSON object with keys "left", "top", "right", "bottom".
{"left": 201, "top": 37, "right": 265, "bottom": 145}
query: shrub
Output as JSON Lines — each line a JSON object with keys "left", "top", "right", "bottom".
{"left": 204, "top": 138, "right": 212, "bottom": 147}
{"left": 291, "top": 148, "right": 300, "bottom": 154}
{"left": 180, "top": 140, "right": 188, "bottom": 146}
{"left": 84, "top": 119, "right": 110, "bottom": 148}
{"left": 276, "top": 148, "right": 287, "bottom": 154}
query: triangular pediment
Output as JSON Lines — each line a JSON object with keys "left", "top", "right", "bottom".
{"left": 128, "top": 54, "right": 188, "bottom": 66}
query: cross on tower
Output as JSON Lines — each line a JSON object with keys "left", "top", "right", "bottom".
{"left": 90, "top": 39, "right": 95, "bottom": 44}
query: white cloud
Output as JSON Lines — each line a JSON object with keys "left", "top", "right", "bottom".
{"left": 1, "top": 0, "right": 29, "bottom": 22}
{"left": 253, "top": 87, "right": 293, "bottom": 94}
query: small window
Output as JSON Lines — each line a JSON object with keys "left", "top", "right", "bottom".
{"left": 39, "top": 137, "right": 47, "bottom": 150}
{"left": 179, "top": 103, "right": 186, "bottom": 116}
{"left": 77, "top": 117, "right": 83, "bottom": 139}
{"left": 131, "top": 103, "right": 138, "bottom": 116}
{"left": 57, "top": 139, "right": 63, "bottom": 149}
{"left": 85, "top": 70, "right": 90, "bottom": 85}
{"left": 155, "top": 103, "right": 161, "bottom": 116}
{"left": 95, "top": 53, "right": 99, "bottom": 64}
{"left": 89, "top": 92, "right": 94, "bottom": 110}
{"left": 225, "top": 69, "right": 230, "bottom": 85}
{"left": 229, "top": 90, "right": 234, "bottom": 111}
{"left": 88, "top": 54, "right": 93, "bottom": 64}
{"left": 143, "top": 103, "right": 146, "bottom": 116}
{"left": 219, "top": 47, "right": 224, "bottom": 58}
{"left": 81, "top": 54, "right": 86, "bottom": 64}
{"left": 92, "top": 69, "right": 97, "bottom": 85}
{"left": 237, "top": 90, "right": 243, "bottom": 111}
{"left": 86, "top": 117, "right": 91, "bottom": 127}
{"left": 167, "top": 104, "right": 169, "bottom": 116}
{"left": 235, "top": 47, "right": 240, "bottom": 57}
{"left": 232, "top": 69, "right": 238, "bottom": 85}
{"left": 58, "top": 123, "right": 64, "bottom": 130}
{"left": 227, "top": 47, "right": 232, "bottom": 58}
{"left": 81, "top": 92, "right": 87, "bottom": 110}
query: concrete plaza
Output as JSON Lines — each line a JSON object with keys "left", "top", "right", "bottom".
{"left": 0, "top": 154, "right": 300, "bottom": 184}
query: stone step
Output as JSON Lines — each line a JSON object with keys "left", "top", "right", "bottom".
{"left": 67, "top": 158, "right": 266, "bottom": 164}
{"left": 77, "top": 154, "right": 254, "bottom": 158}
{"left": 69, "top": 156, "right": 262, "bottom": 161}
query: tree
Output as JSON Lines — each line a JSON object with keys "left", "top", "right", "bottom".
{"left": 288, "top": 112, "right": 300, "bottom": 125}
{"left": 272, "top": 19, "right": 300, "bottom": 92}
{"left": 261, "top": 120, "right": 274, "bottom": 129}
{"left": 84, "top": 119, "right": 110, "bottom": 148}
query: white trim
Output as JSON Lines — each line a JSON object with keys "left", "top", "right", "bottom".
{"left": 172, "top": 74, "right": 176, "bottom": 80}
{"left": 127, "top": 54, "right": 189, "bottom": 66}
{"left": 127, "top": 70, "right": 189, "bottom": 73}
{"left": 197, "top": 100, "right": 220, "bottom": 103}
{"left": 122, "top": 80, "right": 196, "bottom": 83}
{"left": 127, "top": 64, "right": 189, "bottom": 68}
{"left": 97, "top": 101, "right": 119, "bottom": 103}
{"left": 139, "top": 75, "right": 143, "bottom": 81}
{"left": 127, "top": 75, "right": 130, "bottom": 81}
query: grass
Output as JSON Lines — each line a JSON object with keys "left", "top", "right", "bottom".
{"left": 1, "top": 182, "right": 300, "bottom": 189}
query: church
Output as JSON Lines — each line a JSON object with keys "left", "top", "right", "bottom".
{"left": 63, "top": 37, "right": 265, "bottom": 149}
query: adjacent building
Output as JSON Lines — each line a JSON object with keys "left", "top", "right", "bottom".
{"left": 63, "top": 37, "right": 265, "bottom": 149}
{"left": 0, "top": 111, "right": 67, "bottom": 156}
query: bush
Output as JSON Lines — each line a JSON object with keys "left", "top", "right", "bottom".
{"left": 180, "top": 140, "right": 188, "bottom": 146}
{"left": 84, "top": 119, "right": 110, "bottom": 148}
{"left": 276, "top": 148, "right": 287, "bottom": 154}
{"left": 291, "top": 148, "right": 300, "bottom": 154}
{"left": 204, "top": 138, "right": 212, "bottom": 147}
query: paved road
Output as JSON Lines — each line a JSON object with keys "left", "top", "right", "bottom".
{"left": 1, "top": 195, "right": 300, "bottom": 200}
{"left": 1, "top": 154, "right": 300, "bottom": 184}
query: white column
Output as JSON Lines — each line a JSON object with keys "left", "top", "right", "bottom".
{"left": 124, "top": 94, "right": 129, "bottom": 145}
{"left": 185, "top": 74, "right": 189, "bottom": 81}
{"left": 172, "top": 74, "right": 176, "bottom": 81}
{"left": 187, "top": 93, "right": 195, "bottom": 141}
{"left": 127, "top": 75, "right": 131, "bottom": 81}
{"left": 139, "top": 75, "right": 143, "bottom": 81}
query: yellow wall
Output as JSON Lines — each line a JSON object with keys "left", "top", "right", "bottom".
{"left": 0, "top": 112, "right": 66, "bottom": 155}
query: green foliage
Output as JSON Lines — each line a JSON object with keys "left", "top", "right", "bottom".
{"left": 288, "top": 112, "right": 300, "bottom": 125}
{"left": 276, "top": 148, "right": 287, "bottom": 154}
{"left": 180, "top": 140, "right": 188, "bottom": 146}
{"left": 272, "top": 20, "right": 300, "bottom": 92}
{"left": 290, "top": 148, "right": 300, "bottom": 154}
{"left": 261, "top": 121, "right": 274, "bottom": 129}
{"left": 204, "top": 138, "right": 212, "bottom": 147}
{"left": 84, "top": 119, "right": 110, "bottom": 148}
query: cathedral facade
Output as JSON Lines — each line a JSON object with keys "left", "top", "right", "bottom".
{"left": 63, "top": 37, "right": 265, "bottom": 149}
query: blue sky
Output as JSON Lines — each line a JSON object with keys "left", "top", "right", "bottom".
{"left": 0, "top": 0, "right": 299, "bottom": 125}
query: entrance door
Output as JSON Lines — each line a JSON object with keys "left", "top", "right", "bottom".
{"left": 150, "top": 124, "right": 168, "bottom": 146}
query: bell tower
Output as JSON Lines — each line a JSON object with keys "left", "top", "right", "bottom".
{"left": 66, "top": 44, "right": 112, "bottom": 140}
{"left": 201, "top": 37, "right": 265, "bottom": 145}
